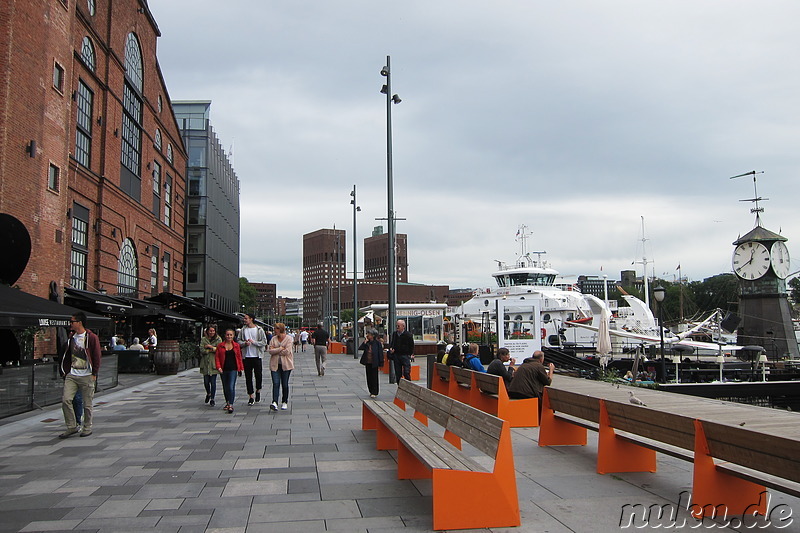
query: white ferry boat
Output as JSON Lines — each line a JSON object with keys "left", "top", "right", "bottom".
{"left": 448, "top": 227, "right": 657, "bottom": 358}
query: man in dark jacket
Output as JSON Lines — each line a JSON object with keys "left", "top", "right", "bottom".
{"left": 486, "top": 347, "right": 516, "bottom": 385}
{"left": 389, "top": 319, "right": 414, "bottom": 380}
{"left": 60, "top": 312, "right": 102, "bottom": 438}
{"left": 311, "top": 323, "right": 330, "bottom": 376}
{"left": 507, "top": 350, "right": 553, "bottom": 415}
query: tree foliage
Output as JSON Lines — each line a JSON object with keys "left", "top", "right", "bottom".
{"left": 239, "top": 277, "right": 257, "bottom": 313}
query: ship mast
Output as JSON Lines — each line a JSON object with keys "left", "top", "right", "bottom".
{"left": 515, "top": 224, "right": 545, "bottom": 268}
{"left": 634, "top": 216, "right": 651, "bottom": 307}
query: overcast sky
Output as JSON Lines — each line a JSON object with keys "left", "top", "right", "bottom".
{"left": 148, "top": 1, "right": 800, "bottom": 299}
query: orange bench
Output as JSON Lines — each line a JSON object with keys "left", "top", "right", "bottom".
{"left": 433, "top": 363, "right": 539, "bottom": 427}
{"left": 539, "top": 379, "right": 800, "bottom": 519}
{"left": 361, "top": 379, "right": 520, "bottom": 530}
{"left": 381, "top": 356, "right": 420, "bottom": 380}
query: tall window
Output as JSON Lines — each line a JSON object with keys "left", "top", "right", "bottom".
{"left": 87, "top": 0, "right": 95, "bottom": 16}
{"left": 151, "top": 161, "right": 161, "bottom": 217}
{"left": 166, "top": 143, "right": 173, "bottom": 164}
{"left": 162, "top": 252, "right": 170, "bottom": 292}
{"left": 75, "top": 80, "right": 93, "bottom": 167}
{"left": 150, "top": 245, "right": 159, "bottom": 296}
{"left": 70, "top": 204, "right": 89, "bottom": 290}
{"left": 120, "top": 33, "right": 143, "bottom": 200}
{"left": 117, "top": 238, "right": 138, "bottom": 296}
{"left": 80, "top": 37, "right": 95, "bottom": 71}
{"left": 154, "top": 128, "right": 162, "bottom": 151}
{"left": 164, "top": 174, "right": 172, "bottom": 226}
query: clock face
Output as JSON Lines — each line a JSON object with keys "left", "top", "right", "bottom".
{"left": 732, "top": 242, "right": 770, "bottom": 280}
{"left": 771, "top": 241, "right": 791, "bottom": 279}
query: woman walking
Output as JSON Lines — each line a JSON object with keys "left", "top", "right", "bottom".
{"left": 215, "top": 328, "right": 243, "bottom": 413}
{"left": 359, "top": 328, "right": 384, "bottom": 398}
{"left": 267, "top": 322, "right": 294, "bottom": 412}
{"left": 199, "top": 325, "right": 222, "bottom": 406}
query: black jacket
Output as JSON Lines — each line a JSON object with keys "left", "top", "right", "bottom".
{"left": 390, "top": 330, "right": 414, "bottom": 357}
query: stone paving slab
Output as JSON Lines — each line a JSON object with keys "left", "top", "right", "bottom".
{"left": 2, "top": 351, "right": 800, "bottom": 532}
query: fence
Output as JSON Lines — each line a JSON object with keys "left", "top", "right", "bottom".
{"left": 0, "top": 353, "right": 118, "bottom": 420}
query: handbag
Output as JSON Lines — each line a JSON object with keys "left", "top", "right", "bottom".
{"left": 359, "top": 344, "right": 372, "bottom": 366}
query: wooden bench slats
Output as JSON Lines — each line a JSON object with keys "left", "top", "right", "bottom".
{"left": 701, "top": 421, "right": 800, "bottom": 484}
{"left": 473, "top": 372, "right": 501, "bottom": 395}
{"left": 716, "top": 463, "right": 800, "bottom": 499}
{"left": 603, "top": 401, "right": 696, "bottom": 450}
{"left": 400, "top": 432, "right": 487, "bottom": 472}
{"left": 434, "top": 362, "right": 451, "bottom": 380}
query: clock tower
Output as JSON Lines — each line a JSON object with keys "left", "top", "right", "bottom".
{"left": 732, "top": 225, "right": 798, "bottom": 359}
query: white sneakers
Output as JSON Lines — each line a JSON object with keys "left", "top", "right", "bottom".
{"left": 281, "top": 402, "right": 288, "bottom": 410}
{"left": 270, "top": 402, "right": 278, "bottom": 411}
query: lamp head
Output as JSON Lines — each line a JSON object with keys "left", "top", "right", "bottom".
{"left": 380, "top": 67, "right": 389, "bottom": 76}
{"left": 392, "top": 94, "right": 402, "bottom": 104}
{"left": 380, "top": 85, "right": 388, "bottom": 94}
{"left": 357, "top": 206, "right": 361, "bottom": 212}
{"left": 653, "top": 285, "right": 666, "bottom": 302}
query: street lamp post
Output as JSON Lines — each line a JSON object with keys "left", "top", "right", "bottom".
{"left": 653, "top": 285, "right": 666, "bottom": 383}
{"left": 350, "top": 185, "right": 361, "bottom": 357}
{"left": 380, "top": 56, "right": 401, "bottom": 347}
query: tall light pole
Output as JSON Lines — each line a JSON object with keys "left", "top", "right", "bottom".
{"left": 653, "top": 285, "right": 666, "bottom": 383}
{"left": 350, "top": 185, "right": 361, "bottom": 355}
{"left": 380, "top": 56, "right": 401, "bottom": 343}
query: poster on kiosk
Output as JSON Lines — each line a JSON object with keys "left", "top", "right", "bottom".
{"left": 495, "top": 297, "right": 542, "bottom": 360}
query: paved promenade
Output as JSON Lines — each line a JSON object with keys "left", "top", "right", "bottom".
{"left": 0, "top": 351, "right": 797, "bottom": 532}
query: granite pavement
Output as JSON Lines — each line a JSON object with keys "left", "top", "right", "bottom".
{"left": 0, "top": 350, "right": 797, "bottom": 532}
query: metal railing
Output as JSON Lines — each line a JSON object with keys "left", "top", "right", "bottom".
{"left": 0, "top": 354, "right": 118, "bottom": 420}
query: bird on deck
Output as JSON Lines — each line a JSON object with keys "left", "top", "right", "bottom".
{"left": 628, "top": 391, "right": 646, "bottom": 406}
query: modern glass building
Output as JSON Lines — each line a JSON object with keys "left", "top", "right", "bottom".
{"left": 173, "top": 101, "right": 240, "bottom": 314}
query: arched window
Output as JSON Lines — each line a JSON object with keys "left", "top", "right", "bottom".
{"left": 87, "top": 0, "right": 96, "bottom": 16}
{"left": 154, "top": 128, "right": 162, "bottom": 150}
{"left": 167, "top": 143, "right": 173, "bottom": 164}
{"left": 117, "top": 238, "right": 138, "bottom": 296}
{"left": 124, "top": 33, "right": 143, "bottom": 92}
{"left": 81, "top": 37, "right": 95, "bottom": 72}
{"left": 121, "top": 33, "right": 144, "bottom": 199}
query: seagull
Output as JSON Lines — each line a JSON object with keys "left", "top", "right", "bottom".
{"left": 739, "top": 422, "right": 746, "bottom": 426}
{"left": 628, "top": 391, "right": 646, "bottom": 406}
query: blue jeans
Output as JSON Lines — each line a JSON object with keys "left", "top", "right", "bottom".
{"left": 203, "top": 374, "right": 217, "bottom": 399}
{"left": 271, "top": 367, "right": 292, "bottom": 404}
{"left": 221, "top": 371, "right": 237, "bottom": 405}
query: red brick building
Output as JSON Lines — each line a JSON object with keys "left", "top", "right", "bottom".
{"left": 0, "top": 1, "right": 186, "bottom": 301}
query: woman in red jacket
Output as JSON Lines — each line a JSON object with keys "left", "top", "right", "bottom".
{"left": 215, "top": 328, "right": 243, "bottom": 413}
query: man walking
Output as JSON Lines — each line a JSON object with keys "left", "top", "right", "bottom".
{"left": 239, "top": 313, "right": 267, "bottom": 405}
{"left": 59, "top": 312, "right": 102, "bottom": 438}
{"left": 389, "top": 319, "right": 414, "bottom": 381}
{"left": 311, "top": 323, "right": 329, "bottom": 376}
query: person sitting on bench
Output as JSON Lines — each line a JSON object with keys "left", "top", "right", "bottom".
{"left": 486, "top": 347, "right": 515, "bottom": 385}
{"left": 507, "top": 350, "right": 553, "bottom": 414}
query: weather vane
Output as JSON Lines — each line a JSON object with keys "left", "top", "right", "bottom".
{"left": 729, "top": 170, "right": 767, "bottom": 226}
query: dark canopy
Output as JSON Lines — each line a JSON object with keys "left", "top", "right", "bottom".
{"left": 0, "top": 284, "right": 109, "bottom": 329}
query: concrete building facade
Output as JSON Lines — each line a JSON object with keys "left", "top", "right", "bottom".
{"left": 303, "top": 228, "right": 346, "bottom": 325}
{"left": 0, "top": 0, "right": 186, "bottom": 300}
{"left": 364, "top": 229, "right": 408, "bottom": 283}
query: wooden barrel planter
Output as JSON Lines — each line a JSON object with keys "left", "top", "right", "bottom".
{"left": 154, "top": 340, "right": 180, "bottom": 375}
